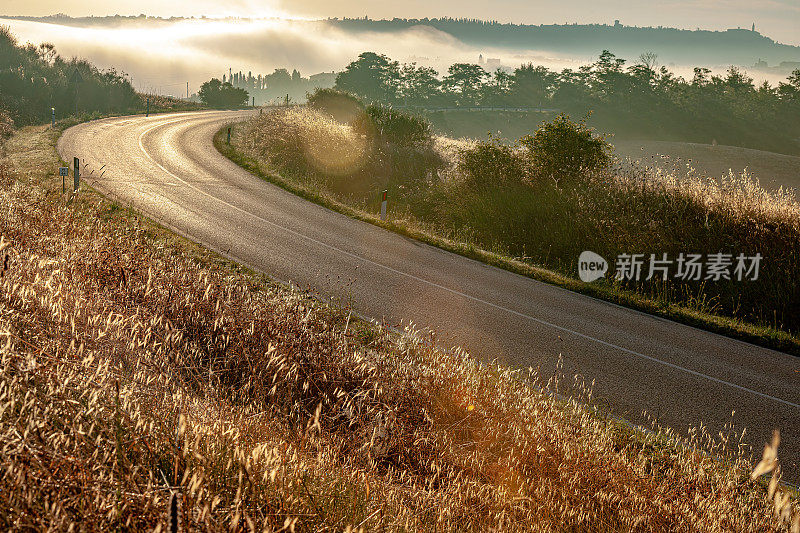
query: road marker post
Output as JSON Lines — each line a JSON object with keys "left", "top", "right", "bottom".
{"left": 380, "top": 189, "right": 388, "bottom": 221}
{"left": 59, "top": 166, "right": 68, "bottom": 194}
{"left": 51, "top": 107, "right": 55, "bottom": 128}
{"left": 146, "top": 97, "right": 150, "bottom": 117}
{"left": 73, "top": 157, "right": 80, "bottom": 192}
{"left": 227, "top": 127, "right": 231, "bottom": 144}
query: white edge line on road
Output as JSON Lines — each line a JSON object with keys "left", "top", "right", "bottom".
{"left": 134, "top": 117, "right": 800, "bottom": 411}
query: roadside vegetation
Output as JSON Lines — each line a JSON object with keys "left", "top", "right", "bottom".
{"left": 225, "top": 95, "right": 800, "bottom": 351}
{"left": 333, "top": 51, "right": 800, "bottom": 154}
{"left": 1, "top": 114, "right": 798, "bottom": 530}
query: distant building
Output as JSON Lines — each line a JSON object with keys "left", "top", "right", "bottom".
{"left": 309, "top": 72, "right": 336, "bottom": 85}
{"left": 614, "top": 19, "right": 621, "bottom": 27}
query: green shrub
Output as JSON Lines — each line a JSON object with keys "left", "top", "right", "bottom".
{"left": 456, "top": 137, "right": 530, "bottom": 190}
{"left": 306, "top": 88, "right": 364, "bottom": 123}
{"left": 520, "top": 113, "right": 611, "bottom": 179}
{"left": 198, "top": 78, "right": 248, "bottom": 108}
{"left": 353, "top": 105, "right": 433, "bottom": 148}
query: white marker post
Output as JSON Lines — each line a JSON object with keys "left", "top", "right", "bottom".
{"left": 51, "top": 107, "right": 55, "bottom": 128}
{"left": 380, "top": 189, "right": 388, "bottom": 221}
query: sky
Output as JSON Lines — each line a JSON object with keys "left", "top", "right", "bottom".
{"left": 2, "top": 0, "right": 799, "bottom": 46}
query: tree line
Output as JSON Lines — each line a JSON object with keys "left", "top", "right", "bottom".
{"left": 0, "top": 27, "right": 140, "bottom": 126}
{"left": 223, "top": 69, "right": 336, "bottom": 105}
{"left": 334, "top": 51, "right": 800, "bottom": 153}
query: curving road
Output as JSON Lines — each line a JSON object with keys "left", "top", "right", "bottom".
{"left": 59, "top": 111, "right": 800, "bottom": 478}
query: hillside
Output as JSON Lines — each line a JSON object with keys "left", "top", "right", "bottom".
{"left": 329, "top": 18, "right": 800, "bottom": 66}
{"left": 4, "top": 14, "right": 800, "bottom": 68}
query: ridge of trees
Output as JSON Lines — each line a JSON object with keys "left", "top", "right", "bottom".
{"left": 334, "top": 51, "right": 800, "bottom": 153}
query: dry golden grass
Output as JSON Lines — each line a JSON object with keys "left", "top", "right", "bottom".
{"left": 0, "top": 125, "right": 796, "bottom": 530}
{"left": 614, "top": 140, "right": 800, "bottom": 194}
{"left": 246, "top": 107, "right": 371, "bottom": 179}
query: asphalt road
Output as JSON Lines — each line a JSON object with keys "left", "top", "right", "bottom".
{"left": 58, "top": 110, "right": 800, "bottom": 478}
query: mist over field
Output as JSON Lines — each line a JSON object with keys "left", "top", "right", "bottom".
{"left": 0, "top": 18, "right": 580, "bottom": 95}
{"left": 2, "top": 16, "right": 796, "bottom": 96}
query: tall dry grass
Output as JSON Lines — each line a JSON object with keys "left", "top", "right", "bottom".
{"left": 243, "top": 107, "right": 443, "bottom": 198}
{"left": 0, "top": 127, "right": 796, "bottom": 530}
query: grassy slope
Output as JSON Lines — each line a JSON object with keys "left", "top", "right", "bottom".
{"left": 614, "top": 140, "right": 800, "bottom": 194}
{"left": 216, "top": 122, "right": 800, "bottom": 356}
{"left": 0, "top": 126, "right": 794, "bottom": 530}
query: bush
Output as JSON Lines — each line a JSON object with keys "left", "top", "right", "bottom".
{"left": 519, "top": 113, "right": 611, "bottom": 179}
{"left": 456, "top": 137, "right": 530, "bottom": 189}
{"left": 198, "top": 78, "right": 249, "bottom": 108}
{"left": 353, "top": 105, "right": 433, "bottom": 149}
{"left": 306, "top": 88, "right": 364, "bottom": 123}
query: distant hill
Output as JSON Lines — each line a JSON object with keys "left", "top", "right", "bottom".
{"left": 327, "top": 17, "right": 800, "bottom": 67}
{"left": 3, "top": 14, "right": 799, "bottom": 70}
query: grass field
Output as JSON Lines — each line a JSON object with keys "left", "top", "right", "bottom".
{"left": 614, "top": 140, "right": 800, "bottom": 194}
{"left": 1, "top": 122, "right": 797, "bottom": 530}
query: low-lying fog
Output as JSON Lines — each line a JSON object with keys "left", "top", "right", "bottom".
{"left": 1, "top": 17, "right": 791, "bottom": 97}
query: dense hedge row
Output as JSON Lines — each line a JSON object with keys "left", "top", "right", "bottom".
{"left": 0, "top": 27, "right": 139, "bottom": 125}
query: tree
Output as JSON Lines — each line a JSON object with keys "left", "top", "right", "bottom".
{"left": 484, "top": 68, "right": 512, "bottom": 106}
{"left": 198, "top": 78, "right": 248, "bottom": 108}
{"left": 691, "top": 67, "right": 712, "bottom": 87}
{"left": 721, "top": 66, "right": 754, "bottom": 95}
{"left": 519, "top": 114, "right": 611, "bottom": 179}
{"left": 510, "top": 64, "right": 553, "bottom": 108}
{"left": 335, "top": 52, "right": 400, "bottom": 103}
{"left": 442, "top": 63, "right": 487, "bottom": 106}
{"left": 591, "top": 50, "right": 628, "bottom": 99}
{"left": 399, "top": 63, "right": 440, "bottom": 106}
{"left": 778, "top": 69, "right": 800, "bottom": 100}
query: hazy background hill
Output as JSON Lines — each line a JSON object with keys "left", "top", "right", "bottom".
{"left": 1, "top": 14, "right": 799, "bottom": 93}
{"left": 329, "top": 17, "right": 800, "bottom": 69}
